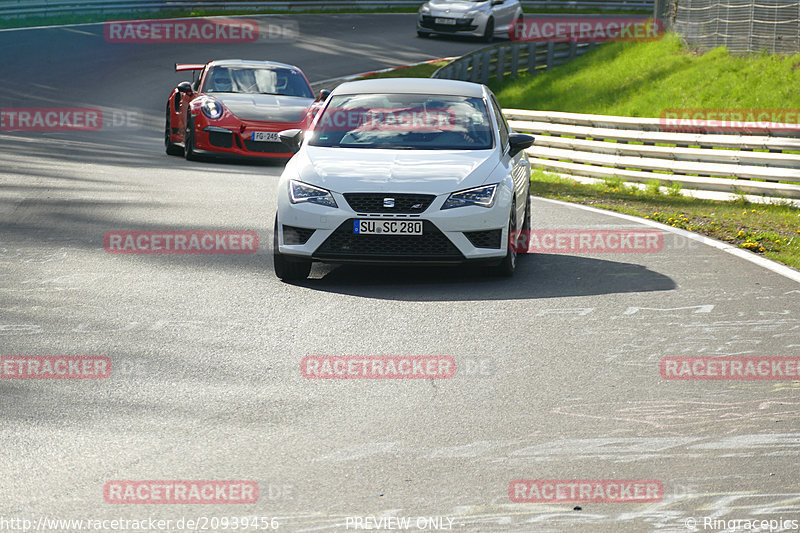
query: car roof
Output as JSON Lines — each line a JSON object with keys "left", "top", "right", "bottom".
{"left": 207, "top": 59, "right": 301, "bottom": 71}
{"left": 332, "top": 78, "right": 486, "bottom": 98}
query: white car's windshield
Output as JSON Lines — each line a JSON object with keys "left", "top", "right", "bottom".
{"left": 309, "top": 93, "right": 494, "bottom": 150}
{"left": 203, "top": 66, "right": 313, "bottom": 98}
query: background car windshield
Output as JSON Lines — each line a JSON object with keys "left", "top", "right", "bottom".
{"left": 204, "top": 66, "right": 313, "bottom": 98}
{"left": 309, "top": 93, "right": 494, "bottom": 150}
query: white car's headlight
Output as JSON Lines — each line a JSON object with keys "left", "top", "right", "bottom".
{"left": 289, "top": 180, "right": 338, "bottom": 208}
{"left": 442, "top": 184, "right": 497, "bottom": 210}
{"left": 200, "top": 98, "right": 224, "bottom": 120}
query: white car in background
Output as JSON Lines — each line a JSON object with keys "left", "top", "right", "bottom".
{"left": 273, "top": 78, "right": 534, "bottom": 281}
{"left": 416, "top": 0, "right": 523, "bottom": 42}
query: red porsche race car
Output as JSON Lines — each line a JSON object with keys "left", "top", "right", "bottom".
{"left": 165, "top": 59, "right": 326, "bottom": 160}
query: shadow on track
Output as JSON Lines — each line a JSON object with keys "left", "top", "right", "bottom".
{"left": 293, "top": 254, "right": 676, "bottom": 301}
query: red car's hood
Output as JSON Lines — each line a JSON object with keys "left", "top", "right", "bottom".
{"left": 210, "top": 93, "right": 315, "bottom": 123}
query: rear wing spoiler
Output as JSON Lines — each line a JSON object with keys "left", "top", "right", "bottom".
{"left": 175, "top": 63, "right": 205, "bottom": 72}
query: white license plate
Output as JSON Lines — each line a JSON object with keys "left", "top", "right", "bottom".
{"left": 251, "top": 131, "right": 280, "bottom": 142}
{"left": 435, "top": 17, "right": 457, "bottom": 25}
{"left": 353, "top": 220, "right": 423, "bottom": 235}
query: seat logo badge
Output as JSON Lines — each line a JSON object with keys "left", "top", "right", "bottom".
{"left": 383, "top": 198, "right": 395, "bottom": 208}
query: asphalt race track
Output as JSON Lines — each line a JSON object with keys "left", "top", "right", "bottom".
{"left": 0, "top": 13, "right": 799, "bottom": 533}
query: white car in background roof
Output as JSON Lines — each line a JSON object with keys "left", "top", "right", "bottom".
{"left": 272, "top": 78, "right": 534, "bottom": 281}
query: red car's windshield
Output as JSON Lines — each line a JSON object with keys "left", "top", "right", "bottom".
{"left": 203, "top": 66, "right": 313, "bottom": 98}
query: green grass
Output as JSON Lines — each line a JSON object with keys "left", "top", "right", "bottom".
{"left": 530, "top": 169, "right": 800, "bottom": 269}
{"left": 358, "top": 61, "right": 451, "bottom": 80}
{"left": 491, "top": 33, "right": 800, "bottom": 116}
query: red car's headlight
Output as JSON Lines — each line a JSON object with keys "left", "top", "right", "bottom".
{"left": 200, "top": 98, "right": 224, "bottom": 120}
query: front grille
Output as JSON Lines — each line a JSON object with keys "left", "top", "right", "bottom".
{"left": 464, "top": 229, "right": 502, "bottom": 249}
{"left": 344, "top": 193, "right": 435, "bottom": 214}
{"left": 314, "top": 219, "right": 463, "bottom": 262}
{"left": 208, "top": 131, "right": 233, "bottom": 148}
{"left": 283, "top": 225, "right": 315, "bottom": 245}
{"left": 243, "top": 139, "right": 293, "bottom": 154}
{"left": 420, "top": 15, "right": 476, "bottom": 32}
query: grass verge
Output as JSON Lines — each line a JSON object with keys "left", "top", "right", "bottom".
{"left": 530, "top": 169, "right": 800, "bottom": 270}
{"left": 491, "top": 33, "right": 800, "bottom": 116}
{"left": 358, "top": 60, "right": 451, "bottom": 80}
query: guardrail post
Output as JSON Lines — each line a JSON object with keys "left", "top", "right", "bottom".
{"left": 568, "top": 41, "right": 578, "bottom": 60}
{"left": 545, "top": 42, "right": 555, "bottom": 69}
{"left": 527, "top": 42, "right": 537, "bottom": 74}
{"left": 470, "top": 56, "right": 480, "bottom": 83}
{"left": 481, "top": 51, "right": 490, "bottom": 84}
{"left": 511, "top": 44, "right": 520, "bottom": 78}
{"left": 497, "top": 47, "right": 506, "bottom": 81}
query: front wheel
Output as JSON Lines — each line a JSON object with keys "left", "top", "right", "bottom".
{"left": 482, "top": 18, "right": 495, "bottom": 43}
{"left": 492, "top": 209, "right": 517, "bottom": 277}
{"left": 184, "top": 116, "right": 200, "bottom": 161}
{"left": 417, "top": 30, "right": 431, "bottom": 38}
{"left": 522, "top": 192, "right": 531, "bottom": 231}
{"left": 165, "top": 106, "right": 182, "bottom": 156}
{"left": 273, "top": 217, "right": 312, "bottom": 281}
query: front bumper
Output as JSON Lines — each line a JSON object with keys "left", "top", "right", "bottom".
{"left": 193, "top": 121, "right": 299, "bottom": 159}
{"left": 276, "top": 187, "right": 513, "bottom": 264}
{"left": 417, "top": 15, "right": 483, "bottom": 35}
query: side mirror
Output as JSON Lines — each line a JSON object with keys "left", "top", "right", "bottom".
{"left": 318, "top": 89, "right": 331, "bottom": 101}
{"left": 508, "top": 133, "right": 534, "bottom": 157}
{"left": 279, "top": 129, "right": 304, "bottom": 153}
{"left": 177, "top": 81, "right": 193, "bottom": 94}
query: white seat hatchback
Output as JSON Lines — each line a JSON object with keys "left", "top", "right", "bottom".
{"left": 273, "top": 78, "right": 534, "bottom": 281}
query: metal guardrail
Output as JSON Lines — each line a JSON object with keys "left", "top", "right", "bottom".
{"left": 504, "top": 109, "right": 800, "bottom": 198}
{"left": 0, "top": 0, "right": 654, "bottom": 18}
{"left": 433, "top": 40, "right": 596, "bottom": 84}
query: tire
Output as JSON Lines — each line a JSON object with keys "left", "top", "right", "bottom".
{"left": 184, "top": 116, "right": 199, "bottom": 161}
{"left": 165, "top": 105, "right": 182, "bottom": 156}
{"left": 273, "top": 217, "right": 312, "bottom": 281}
{"left": 492, "top": 207, "right": 517, "bottom": 277}
{"left": 522, "top": 191, "right": 531, "bottom": 231}
{"left": 482, "top": 17, "right": 495, "bottom": 43}
{"left": 417, "top": 30, "right": 431, "bottom": 38}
